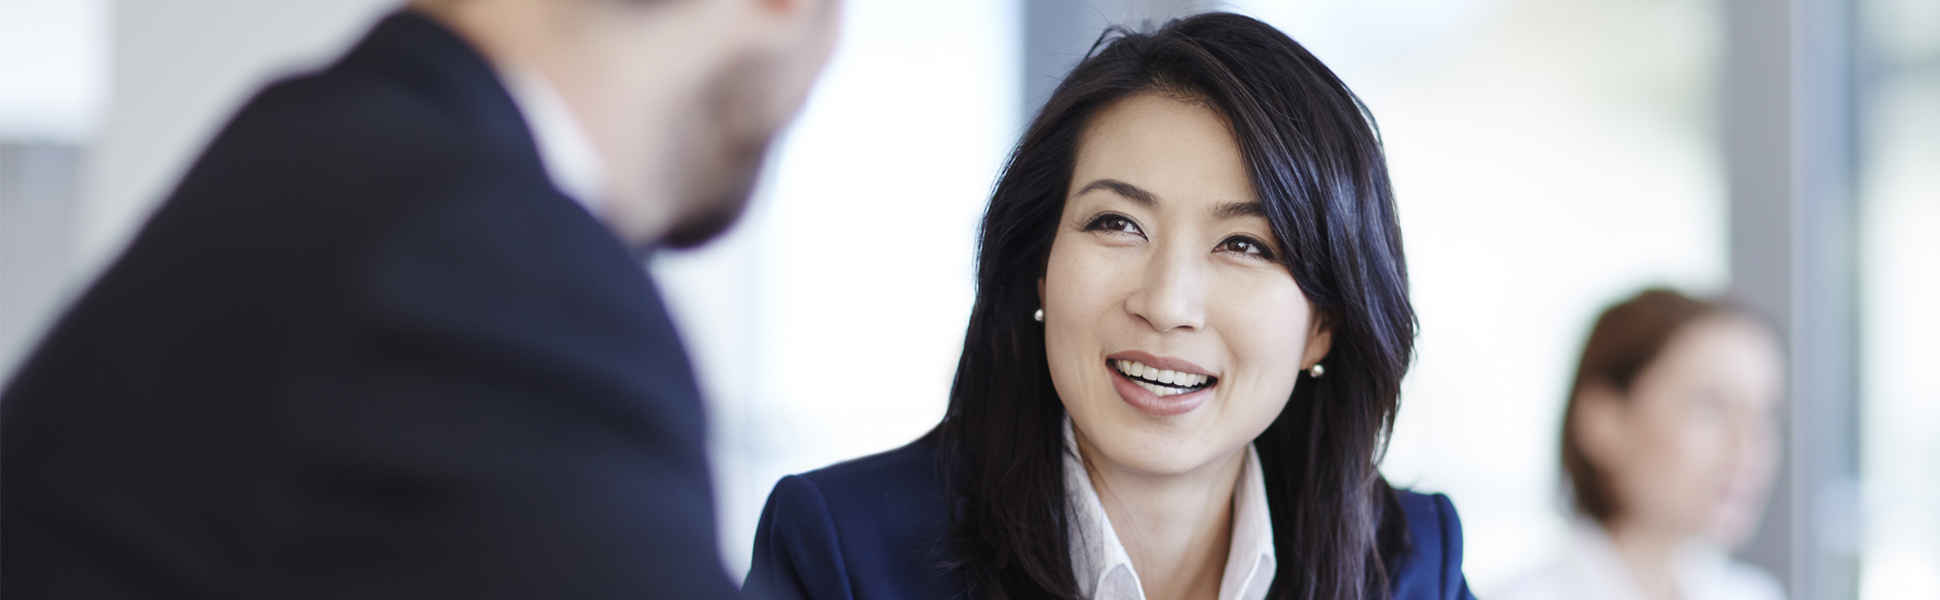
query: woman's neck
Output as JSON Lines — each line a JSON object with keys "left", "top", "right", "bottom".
{"left": 1603, "top": 517, "right": 1687, "bottom": 600}
{"left": 1075, "top": 430, "right": 1246, "bottom": 600}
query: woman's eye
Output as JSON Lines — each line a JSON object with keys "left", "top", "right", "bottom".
{"left": 1217, "top": 236, "right": 1276, "bottom": 260}
{"left": 1083, "top": 214, "right": 1143, "bottom": 235}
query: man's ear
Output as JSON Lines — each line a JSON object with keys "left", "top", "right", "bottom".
{"left": 1301, "top": 313, "right": 1333, "bottom": 371}
{"left": 1572, "top": 381, "right": 1630, "bottom": 470}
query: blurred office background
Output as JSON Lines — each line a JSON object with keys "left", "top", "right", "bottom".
{"left": 1, "top": 0, "right": 1934, "bottom": 597}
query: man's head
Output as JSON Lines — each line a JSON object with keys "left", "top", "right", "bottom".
{"left": 415, "top": 0, "right": 842, "bottom": 248}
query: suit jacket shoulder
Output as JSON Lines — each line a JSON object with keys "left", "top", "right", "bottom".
{"left": 1392, "top": 489, "right": 1479, "bottom": 600}
{"left": 747, "top": 439, "right": 1476, "bottom": 600}
{"left": 745, "top": 437, "right": 966, "bottom": 600}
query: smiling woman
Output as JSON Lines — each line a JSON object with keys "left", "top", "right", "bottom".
{"left": 743, "top": 12, "right": 1474, "bottom": 600}
{"left": 1045, "top": 94, "right": 1330, "bottom": 478}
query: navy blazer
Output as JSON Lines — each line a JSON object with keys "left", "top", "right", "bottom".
{"left": 1, "top": 11, "right": 736, "bottom": 599}
{"left": 746, "top": 437, "right": 1475, "bottom": 600}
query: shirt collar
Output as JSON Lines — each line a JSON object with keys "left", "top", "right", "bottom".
{"left": 1063, "top": 417, "right": 1278, "bottom": 600}
{"left": 495, "top": 62, "right": 608, "bottom": 215}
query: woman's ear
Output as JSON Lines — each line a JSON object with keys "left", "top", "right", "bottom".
{"left": 1573, "top": 381, "right": 1630, "bottom": 471}
{"left": 1301, "top": 314, "right": 1333, "bottom": 371}
{"left": 1037, "top": 276, "right": 1046, "bottom": 310}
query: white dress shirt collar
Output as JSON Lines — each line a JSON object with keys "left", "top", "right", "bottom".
{"left": 496, "top": 63, "right": 608, "bottom": 216}
{"left": 1063, "top": 418, "right": 1278, "bottom": 600}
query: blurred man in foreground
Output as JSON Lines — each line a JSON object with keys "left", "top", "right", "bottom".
{"left": 2, "top": 0, "right": 838, "bottom": 597}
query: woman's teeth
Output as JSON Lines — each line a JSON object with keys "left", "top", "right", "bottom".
{"left": 1113, "top": 359, "right": 1213, "bottom": 397}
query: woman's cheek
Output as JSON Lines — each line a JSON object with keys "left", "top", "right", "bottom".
{"left": 1043, "top": 241, "right": 1124, "bottom": 407}
{"left": 1211, "top": 277, "right": 1308, "bottom": 422}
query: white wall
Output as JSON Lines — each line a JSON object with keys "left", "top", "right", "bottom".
{"left": 0, "top": 0, "right": 109, "bottom": 142}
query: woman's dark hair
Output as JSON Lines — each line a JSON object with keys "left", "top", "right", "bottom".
{"left": 928, "top": 12, "right": 1417, "bottom": 600}
{"left": 1559, "top": 288, "right": 1749, "bottom": 523}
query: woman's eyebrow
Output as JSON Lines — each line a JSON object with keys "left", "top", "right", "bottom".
{"left": 1213, "top": 201, "right": 1267, "bottom": 220}
{"left": 1075, "top": 178, "right": 1158, "bottom": 207}
{"left": 1076, "top": 178, "right": 1263, "bottom": 220}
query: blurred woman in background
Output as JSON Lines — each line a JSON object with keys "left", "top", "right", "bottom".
{"left": 744, "top": 12, "right": 1472, "bottom": 600}
{"left": 1500, "top": 289, "right": 1786, "bottom": 600}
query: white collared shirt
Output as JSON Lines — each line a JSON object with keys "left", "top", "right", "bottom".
{"left": 496, "top": 63, "right": 608, "bottom": 216}
{"left": 1063, "top": 418, "right": 1278, "bottom": 600}
{"left": 1493, "top": 521, "right": 1786, "bottom": 600}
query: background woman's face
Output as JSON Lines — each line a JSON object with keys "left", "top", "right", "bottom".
{"left": 1586, "top": 316, "right": 1784, "bottom": 547}
{"left": 1041, "top": 93, "right": 1329, "bottom": 477}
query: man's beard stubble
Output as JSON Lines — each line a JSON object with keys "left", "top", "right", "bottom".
{"left": 657, "top": 53, "right": 787, "bottom": 250}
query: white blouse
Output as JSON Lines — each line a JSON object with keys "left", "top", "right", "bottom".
{"left": 1494, "top": 521, "right": 1786, "bottom": 600}
{"left": 1061, "top": 418, "right": 1278, "bottom": 600}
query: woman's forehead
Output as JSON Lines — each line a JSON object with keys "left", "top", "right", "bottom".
{"left": 1070, "top": 94, "right": 1257, "bottom": 210}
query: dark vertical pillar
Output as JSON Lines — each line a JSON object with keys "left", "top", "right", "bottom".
{"left": 1021, "top": 0, "right": 1201, "bottom": 120}
{"left": 1725, "top": 0, "right": 1860, "bottom": 597}
{"left": 1724, "top": 0, "right": 1795, "bottom": 586}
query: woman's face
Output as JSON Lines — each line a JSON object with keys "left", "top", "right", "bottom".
{"left": 1581, "top": 315, "right": 1784, "bottom": 547}
{"left": 1041, "top": 93, "right": 1330, "bottom": 478}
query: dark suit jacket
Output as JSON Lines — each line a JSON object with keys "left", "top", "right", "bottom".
{"left": 1, "top": 11, "right": 736, "bottom": 599}
{"left": 744, "top": 437, "right": 1477, "bottom": 600}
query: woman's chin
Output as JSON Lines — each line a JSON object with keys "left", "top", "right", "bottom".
{"left": 1092, "top": 443, "right": 1219, "bottom": 477}
{"left": 1077, "top": 418, "right": 1238, "bottom": 477}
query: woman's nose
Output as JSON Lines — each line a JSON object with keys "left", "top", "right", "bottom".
{"left": 1125, "top": 248, "right": 1207, "bottom": 333}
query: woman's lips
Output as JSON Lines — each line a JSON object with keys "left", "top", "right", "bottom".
{"left": 1110, "top": 362, "right": 1213, "bottom": 417}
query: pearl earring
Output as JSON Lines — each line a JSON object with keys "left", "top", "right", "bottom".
{"left": 1033, "top": 308, "right": 1045, "bottom": 322}
{"left": 1308, "top": 364, "right": 1325, "bottom": 378}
